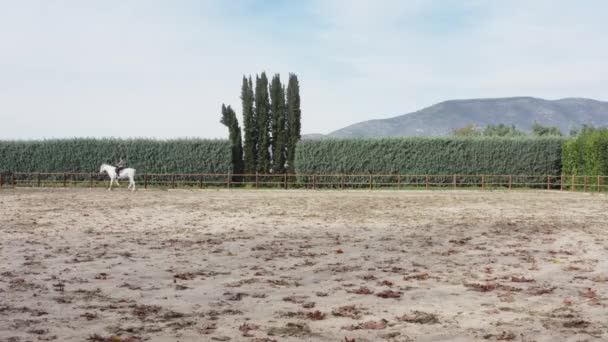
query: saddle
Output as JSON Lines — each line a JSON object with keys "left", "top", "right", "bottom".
{"left": 115, "top": 167, "right": 125, "bottom": 178}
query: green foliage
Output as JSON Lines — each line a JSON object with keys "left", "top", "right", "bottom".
{"left": 286, "top": 73, "right": 301, "bottom": 174}
{"left": 255, "top": 72, "right": 271, "bottom": 173}
{"left": 0, "top": 138, "right": 231, "bottom": 175}
{"left": 241, "top": 76, "right": 257, "bottom": 175}
{"left": 452, "top": 124, "right": 479, "bottom": 137}
{"left": 295, "top": 137, "right": 564, "bottom": 182}
{"left": 221, "top": 104, "right": 244, "bottom": 177}
{"left": 561, "top": 139, "right": 579, "bottom": 175}
{"left": 562, "top": 128, "right": 608, "bottom": 176}
{"left": 581, "top": 125, "right": 598, "bottom": 134}
{"left": 568, "top": 124, "right": 597, "bottom": 137}
{"left": 270, "top": 74, "right": 287, "bottom": 173}
{"left": 452, "top": 124, "right": 527, "bottom": 137}
{"left": 237, "top": 71, "right": 300, "bottom": 175}
{"left": 453, "top": 123, "right": 561, "bottom": 137}
{"left": 482, "top": 124, "right": 526, "bottom": 137}
{"left": 532, "top": 123, "right": 562, "bottom": 136}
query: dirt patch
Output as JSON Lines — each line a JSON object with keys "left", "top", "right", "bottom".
{"left": 396, "top": 311, "right": 439, "bottom": 324}
{"left": 1, "top": 189, "right": 607, "bottom": 341}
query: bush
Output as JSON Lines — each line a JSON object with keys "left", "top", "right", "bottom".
{"left": 562, "top": 129, "right": 608, "bottom": 176}
{"left": 0, "top": 138, "right": 231, "bottom": 175}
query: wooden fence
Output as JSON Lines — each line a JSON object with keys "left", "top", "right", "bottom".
{"left": 1, "top": 172, "right": 607, "bottom": 192}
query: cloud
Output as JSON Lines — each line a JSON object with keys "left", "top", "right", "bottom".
{"left": 0, "top": 0, "right": 606, "bottom": 139}
{"left": 300, "top": 0, "right": 608, "bottom": 129}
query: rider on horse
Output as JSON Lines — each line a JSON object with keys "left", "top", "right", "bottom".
{"left": 115, "top": 158, "right": 126, "bottom": 178}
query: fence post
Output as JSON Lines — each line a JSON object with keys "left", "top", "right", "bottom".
{"left": 584, "top": 176, "right": 588, "bottom": 192}
{"left": 38, "top": 173, "right": 41, "bottom": 188}
{"left": 227, "top": 174, "right": 231, "bottom": 189}
{"left": 284, "top": 173, "right": 288, "bottom": 189}
{"left": 63, "top": 173, "right": 67, "bottom": 188}
{"left": 397, "top": 175, "right": 401, "bottom": 190}
{"left": 89, "top": 173, "right": 93, "bottom": 189}
{"left": 560, "top": 175, "right": 564, "bottom": 191}
{"left": 341, "top": 174, "right": 344, "bottom": 190}
{"left": 313, "top": 175, "right": 316, "bottom": 190}
{"left": 571, "top": 175, "right": 575, "bottom": 192}
{"left": 426, "top": 175, "right": 429, "bottom": 190}
{"left": 198, "top": 174, "right": 203, "bottom": 189}
{"left": 0, "top": 174, "right": 2, "bottom": 189}
{"left": 453, "top": 174, "right": 456, "bottom": 190}
{"left": 12, "top": 174, "right": 16, "bottom": 188}
{"left": 481, "top": 175, "right": 485, "bottom": 191}
{"left": 369, "top": 174, "right": 373, "bottom": 191}
{"left": 509, "top": 175, "right": 512, "bottom": 190}
{"left": 598, "top": 175, "right": 601, "bottom": 193}
{"left": 255, "top": 173, "right": 259, "bottom": 189}
{"left": 547, "top": 175, "right": 550, "bottom": 190}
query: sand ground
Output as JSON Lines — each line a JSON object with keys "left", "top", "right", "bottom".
{"left": 1, "top": 189, "right": 607, "bottom": 342}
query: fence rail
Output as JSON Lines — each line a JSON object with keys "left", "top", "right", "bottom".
{"left": 1, "top": 172, "right": 607, "bottom": 192}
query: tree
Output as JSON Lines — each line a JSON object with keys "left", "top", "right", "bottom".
{"left": 482, "top": 124, "right": 525, "bottom": 137}
{"left": 532, "top": 123, "right": 562, "bottom": 136}
{"left": 452, "top": 123, "right": 528, "bottom": 137}
{"left": 270, "top": 74, "right": 287, "bottom": 173}
{"left": 241, "top": 76, "right": 257, "bottom": 175}
{"left": 286, "top": 73, "right": 301, "bottom": 174}
{"left": 228, "top": 71, "right": 301, "bottom": 176}
{"left": 571, "top": 124, "right": 597, "bottom": 137}
{"left": 581, "top": 124, "right": 597, "bottom": 135}
{"left": 255, "top": 72, "right": 271, "bottom": 174}
{"left": 452, "top": 124, "right": 479, "bottom": 137}
{"left": 220, "top": 104, "right": 244, "bottom": 179}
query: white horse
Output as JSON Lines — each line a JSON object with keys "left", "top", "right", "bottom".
{"left": 99, "top": 163, "right": 136, "bottom": 191}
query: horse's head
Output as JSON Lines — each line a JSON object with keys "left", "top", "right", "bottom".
{"left": 99, "top": 164, "right": 109, "bottom": 174}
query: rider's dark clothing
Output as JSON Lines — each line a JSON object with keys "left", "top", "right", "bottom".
{"left": 115, "top": 160, "right": 125, "bottom": 178}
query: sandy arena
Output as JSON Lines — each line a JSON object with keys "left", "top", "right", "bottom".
{"left": 1, "top": 189, "right": 607, "bottom": 342}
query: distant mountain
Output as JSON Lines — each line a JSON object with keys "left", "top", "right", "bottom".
{"left": 327, "top": 97, "right": 608, "bottom": 138}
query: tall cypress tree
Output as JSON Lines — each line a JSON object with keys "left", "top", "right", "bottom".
{"left": 270, "top": 74, "right": 287, "bottom": 173}
{"left": 255, "top": 72, "right": 271, "bottom": 174}
{"left": 286, "top": 73, "right": 301, "bottom": 174}
{"left": 241, "top": 76, "right": 257, "bottom": 175}
{"left": 220, "top": 104, "right": 244, "bottom": 179}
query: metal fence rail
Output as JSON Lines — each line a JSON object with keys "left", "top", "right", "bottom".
{"left": 1, "top": 172, "right": 607, "bottom": 192}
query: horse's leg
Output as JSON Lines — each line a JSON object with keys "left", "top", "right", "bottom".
{"left": 108, "top": 178, "right": 113, "bottom": 191}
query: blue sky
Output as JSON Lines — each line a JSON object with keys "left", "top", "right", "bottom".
{"left": 1, "top": 0, "right": 607, "bottom": 139}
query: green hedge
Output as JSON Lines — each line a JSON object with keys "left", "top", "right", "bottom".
{"left": 0, "top": 138, "right": 231, "bottom": 175}
{"left": 562, "top": 129, "right": 608, "bottom": 176}
{"left": 295, "top": 137, "right": 564, "bottom": 182}
{"left": 8, "top": 135, "right": 608, "bottom": 189}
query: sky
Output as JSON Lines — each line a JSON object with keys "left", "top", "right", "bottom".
{"left": 1, "top": 0, "right": 607, "bottom": 139}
